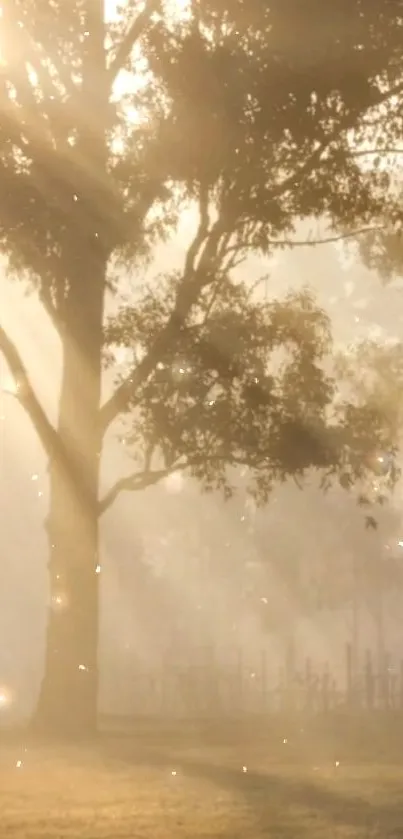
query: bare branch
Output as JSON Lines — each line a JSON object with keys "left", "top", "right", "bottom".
{"left": 0, "top": 324, "right": 58, "bottom": 460}
{"left": 99, "top": 461, "right": 187, "bottom": 514}
{"left": 261, "top": 225, "right": 387, "bottom": 250}
{"left": 99, "top": 451, "right": 247, "bottom": 515}
{"left": 107, "top": 0, "right": 159, "bottom": 87}
{"left": 350, "top": 148, "right": 403, "bottom": 158}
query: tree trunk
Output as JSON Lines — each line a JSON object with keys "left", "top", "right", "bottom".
{"left": 32, "top": 2, "right": 110, "bottom": 737}
{"left": 34, "top": 261, "right": 105, "bottom": 737}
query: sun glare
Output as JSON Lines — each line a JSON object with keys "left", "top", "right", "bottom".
{"left": 1, "top": 372, "right": 19, "bottom": 396}
{"left": 105, "top": 0, "right": 191, "bottom": 24}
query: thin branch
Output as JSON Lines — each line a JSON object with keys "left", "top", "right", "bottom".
{"left": 350, "top": 148, "right": 403, "bottom": 158}
{"left": 220, "top": 224, "right": 387, "bottom": 258}
{"left": 267, "top": 225, "right": 387, "bottom": 249}
{"left": 365, "top": 78, "right": 403, "bottom": 110}
{"left": 99, "top": 211, "right": 225, "bottom": 433}
{"left": 276, "top": 79, "right": 403, "bottom": 198}
{"left": 99, "top": 460, "right": 187, "bottom": 514}
{"left": 107, "top": 0, "right": 159, "bottom": 86}
{"left": 0, "top": 324, "right": 58, "bottom": 460}
{"left": 99, "top": 451, "right": 248, "bottom": 514}
{"left": 200, "top": 280, "right": 222, "bottom": 325}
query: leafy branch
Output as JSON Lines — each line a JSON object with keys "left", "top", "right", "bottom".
{"left": 99, "top": 189, "right": 222, "bottom": 431}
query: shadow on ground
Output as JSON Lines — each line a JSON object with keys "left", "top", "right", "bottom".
{"left": 99, "top": 728, "right": 403, "bottom": 838}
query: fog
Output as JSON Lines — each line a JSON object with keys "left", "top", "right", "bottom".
{"left": 1, "top": 222, "right": 403, "bottom": 720}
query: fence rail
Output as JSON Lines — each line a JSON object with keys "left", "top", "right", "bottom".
{"left": 112, "top": 645, "right": 403, "bottom": 719}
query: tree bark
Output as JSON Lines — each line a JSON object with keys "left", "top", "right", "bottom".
{"left": 33, "top": 256, "right": 105, "bottom": 737}
{"left": 32, "top": 0, "right": 109, "bottom": 738}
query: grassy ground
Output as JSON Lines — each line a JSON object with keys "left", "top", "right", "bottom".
{"left": 1, "top": 718, "right": 403, "bottom": 837}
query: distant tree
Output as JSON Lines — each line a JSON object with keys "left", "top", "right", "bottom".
{"left": 0, "top": 1, "right": 402, "bottom": 735}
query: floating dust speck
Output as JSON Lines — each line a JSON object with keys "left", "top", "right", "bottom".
{"left": 52, "top": 592, "right": 68, "bottom": 610}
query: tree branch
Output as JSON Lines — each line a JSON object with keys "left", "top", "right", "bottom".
{"left": 98, "top": 462, "right": 183, "bottom": 514}
{"left": 184, "top": 183, "right": 210, "bottom": 276}
{"left": 0, "top": 324, "right": 58, "bottom": 460}
{"left": 100, "top": 78, "right": 403, "bottom": 435}
{"left": 99, "top": 203, "right": 225, "bottom": 433}
{"left": 276, "top": 79, "right": 403, "bottom": 198}
{"left": 351, "top": 148, "right": 403, "bottom": 158}
{"left": 99, "top": 451, "right": 248, "bottom": 515}
{"left": 221, "top": 225, "right": 387, "bottom": 255}
{"left": 107, "top": 0, "right": 159, "bottom": 87}
{"left": 276, "top": 226, "right": 388, "bottom": 248}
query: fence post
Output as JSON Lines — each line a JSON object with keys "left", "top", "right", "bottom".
{"left": 236, "top": 647, "right": 243, "bottom": 716}
{"left": 284, "top": 636, "right": 296, "bottom": 712}
{"left": 365, "top": 649, "right": 374, "bottom": 710}
{"left": 260, "top": 650, "right": 267, "bottom": 713}
{"left": 346, "top": 643, "right": 353, "bottom": 708}
{"left": 322, "top": 663, "right": 330, "bottom": 714}
{"left": 305, "top": 657, "right": 312, "bottom": 713}
{"left": 383, "top": 652, "right": 390, "bottom": 711}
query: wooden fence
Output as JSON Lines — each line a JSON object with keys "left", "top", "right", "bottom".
{"left": 113, "top": 645, "right": 403, "bottom": 719}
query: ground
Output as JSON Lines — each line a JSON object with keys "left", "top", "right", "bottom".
{"left": 1, "top": 718, "right": 403, "bottom": 837}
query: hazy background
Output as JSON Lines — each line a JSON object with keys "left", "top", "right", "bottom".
{"left": 1, "top": 217, "right": 403, "bottom": 719}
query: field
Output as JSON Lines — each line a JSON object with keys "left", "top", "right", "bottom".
{"left": 1, "top": 718, "right": 403, "bottom": 837}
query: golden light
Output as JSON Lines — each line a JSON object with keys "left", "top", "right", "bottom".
{"left": 51, "top": 592, "right": 69, "bottom": 611}
{"left": 0, "top": 687, "right": 13, "bottom": 708}
{"left": 105, "top": 0, "right": 191, "bottom": 25}
{"left": 164, "top": 471, "right": 185, "bottom": 493}
{"left": 1, "top": 371, "right": 19, "bottom": 396}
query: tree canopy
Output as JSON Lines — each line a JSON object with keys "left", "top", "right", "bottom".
{"left": 1, "top": 0, "right": 403, "bottom": 504}
{"left": 1, "top": 0, "right": 403, "bottom": 734}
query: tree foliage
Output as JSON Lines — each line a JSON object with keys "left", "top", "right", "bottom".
{"left": 1, "top": 0, "right": 403, "bottom": 505}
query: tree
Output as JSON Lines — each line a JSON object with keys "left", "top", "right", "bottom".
{"left": 334, "top": 338, "right": 403, "bottom": 667}
{"left": 0, "top": 1, "right": 403, "bottom": 735}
